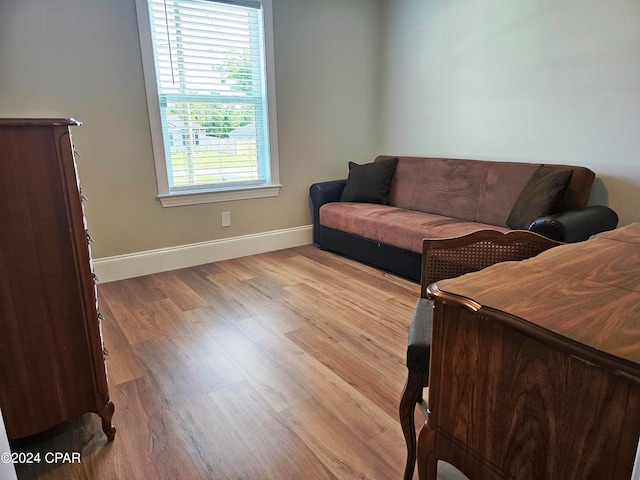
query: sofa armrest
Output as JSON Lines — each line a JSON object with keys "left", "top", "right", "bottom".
{"left": 528, "top": 205, "right": 619, "bottom": 243}
{"left": 309, "top": 179, "right": 347, "bottom": 208}
{"left": 309, "top": 179, "right": 347, "bottom": 244}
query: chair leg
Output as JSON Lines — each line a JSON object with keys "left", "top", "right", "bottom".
{"left": 417, "top": 420, "right": 437, "bottom": 480}
{"left": 400, "top": 369, "right": 426, "bottom": 480}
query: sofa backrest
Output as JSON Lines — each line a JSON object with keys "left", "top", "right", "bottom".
{"left": 376, "top": 156, "right": 595, "bottom": 228}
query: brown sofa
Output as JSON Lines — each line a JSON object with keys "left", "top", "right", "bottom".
{"left": 309, "top": 155, "right": 618, "bottom": 281}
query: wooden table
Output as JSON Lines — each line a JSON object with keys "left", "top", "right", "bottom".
{"left": 419, "top": 223, "right": 640, "bottom": 480}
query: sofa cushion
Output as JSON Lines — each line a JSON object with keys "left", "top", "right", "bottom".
{"left": 320, "top": 202, "right": 510, "bottom": 253}
{"left": 385, "top": 157, "right": 487, "bottom": 222}
{"left": 475, "top": 162, "right": 540, "bottom": 226}
{"left": 340, "top": 157, "right": 398, "bottom": 204}
{"left": 506, "top": 166, "right": 574, "bottom": 230}
{"left": 545, "top": 163, "right": 594, "bottom": 212}
{"left": 374, "top": 156, "right": 595, "bottom": 226}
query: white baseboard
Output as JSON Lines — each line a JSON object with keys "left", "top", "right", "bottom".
{"left": 93, "top": 225, "right": 313, "bottom": 283}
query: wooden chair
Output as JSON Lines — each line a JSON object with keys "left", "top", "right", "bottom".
{"left": 400, "top": 230, "right": 563, "bottom": 480}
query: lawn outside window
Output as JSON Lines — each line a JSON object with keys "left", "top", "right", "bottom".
{"left": 136, "top": 0, "right": 280, "bottom": 207}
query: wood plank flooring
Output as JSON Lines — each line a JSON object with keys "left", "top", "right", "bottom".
{"left": 11, "top": 245, "right": 424, "bottom": 479}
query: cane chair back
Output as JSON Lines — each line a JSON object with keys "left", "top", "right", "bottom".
{"left": 421, "top": 230, "right": 563, "bottom": 298}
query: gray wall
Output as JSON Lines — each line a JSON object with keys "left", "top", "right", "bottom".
{"left": 1, "top": 0, "right": 638, "bottom": 261}
{"left": 379, "top": 0, "right": 640, "bottom": 226}
{"left": 0, "top": 0, "right": 383, "bottom": 258}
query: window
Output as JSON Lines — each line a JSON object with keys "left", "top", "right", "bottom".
{"left": 136, "top": 0, "right": 279, "bottom": 206}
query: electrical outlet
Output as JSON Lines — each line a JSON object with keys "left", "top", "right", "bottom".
{"left": 221, "top": 211, "right": 231, "bottom": 227}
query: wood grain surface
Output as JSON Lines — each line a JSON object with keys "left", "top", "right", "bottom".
{"left": 11, "top": 246, "right": 425, "bottom": 480}
{"left": 434, "top": 226, "right": 640, "bottom": 372}
{"left": 0, "top": 120, "right": 112, "bottom": 442}
{"left": 422, "top": 223, "right": 640, "bottom": 480}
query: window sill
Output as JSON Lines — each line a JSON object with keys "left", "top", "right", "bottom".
{"left": 157, "top": 184, "right": 281, "bottom": 207}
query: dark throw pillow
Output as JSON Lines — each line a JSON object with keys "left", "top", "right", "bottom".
{"left": 340, "top": 157, "right": 399, "bottom": 205}
{"left": 506, "top": 166, "right": 574, "bottom": 230}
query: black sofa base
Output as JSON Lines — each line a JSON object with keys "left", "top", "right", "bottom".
{"left": 315, "top": 225, "right": 422, "bottom": 282}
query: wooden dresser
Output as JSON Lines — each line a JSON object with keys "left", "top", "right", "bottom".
{"left": 0, "top": 118, "right": 115, "bottom": 441}
{"left": 420, "top": 223, "right": 640, "bottom": 480}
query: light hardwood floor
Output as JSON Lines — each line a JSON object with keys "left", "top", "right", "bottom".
{"left": 11, "top": 245, "right": 424, "bottom": 479}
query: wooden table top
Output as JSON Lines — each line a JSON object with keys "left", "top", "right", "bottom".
{"left": 432, "top": 223, "right": 640, "bottom": 379}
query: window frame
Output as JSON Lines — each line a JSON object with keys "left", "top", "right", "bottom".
{"left": 135, "top": 0, "right": 280, "bottom": 207}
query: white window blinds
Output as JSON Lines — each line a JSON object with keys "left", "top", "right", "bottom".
{"left": 146, "top": 0, "right": 273, "bottom": 194}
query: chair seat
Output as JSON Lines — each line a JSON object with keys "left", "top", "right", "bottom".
{"left": 407, "top": 298, "right": 433, "bottom": 371}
